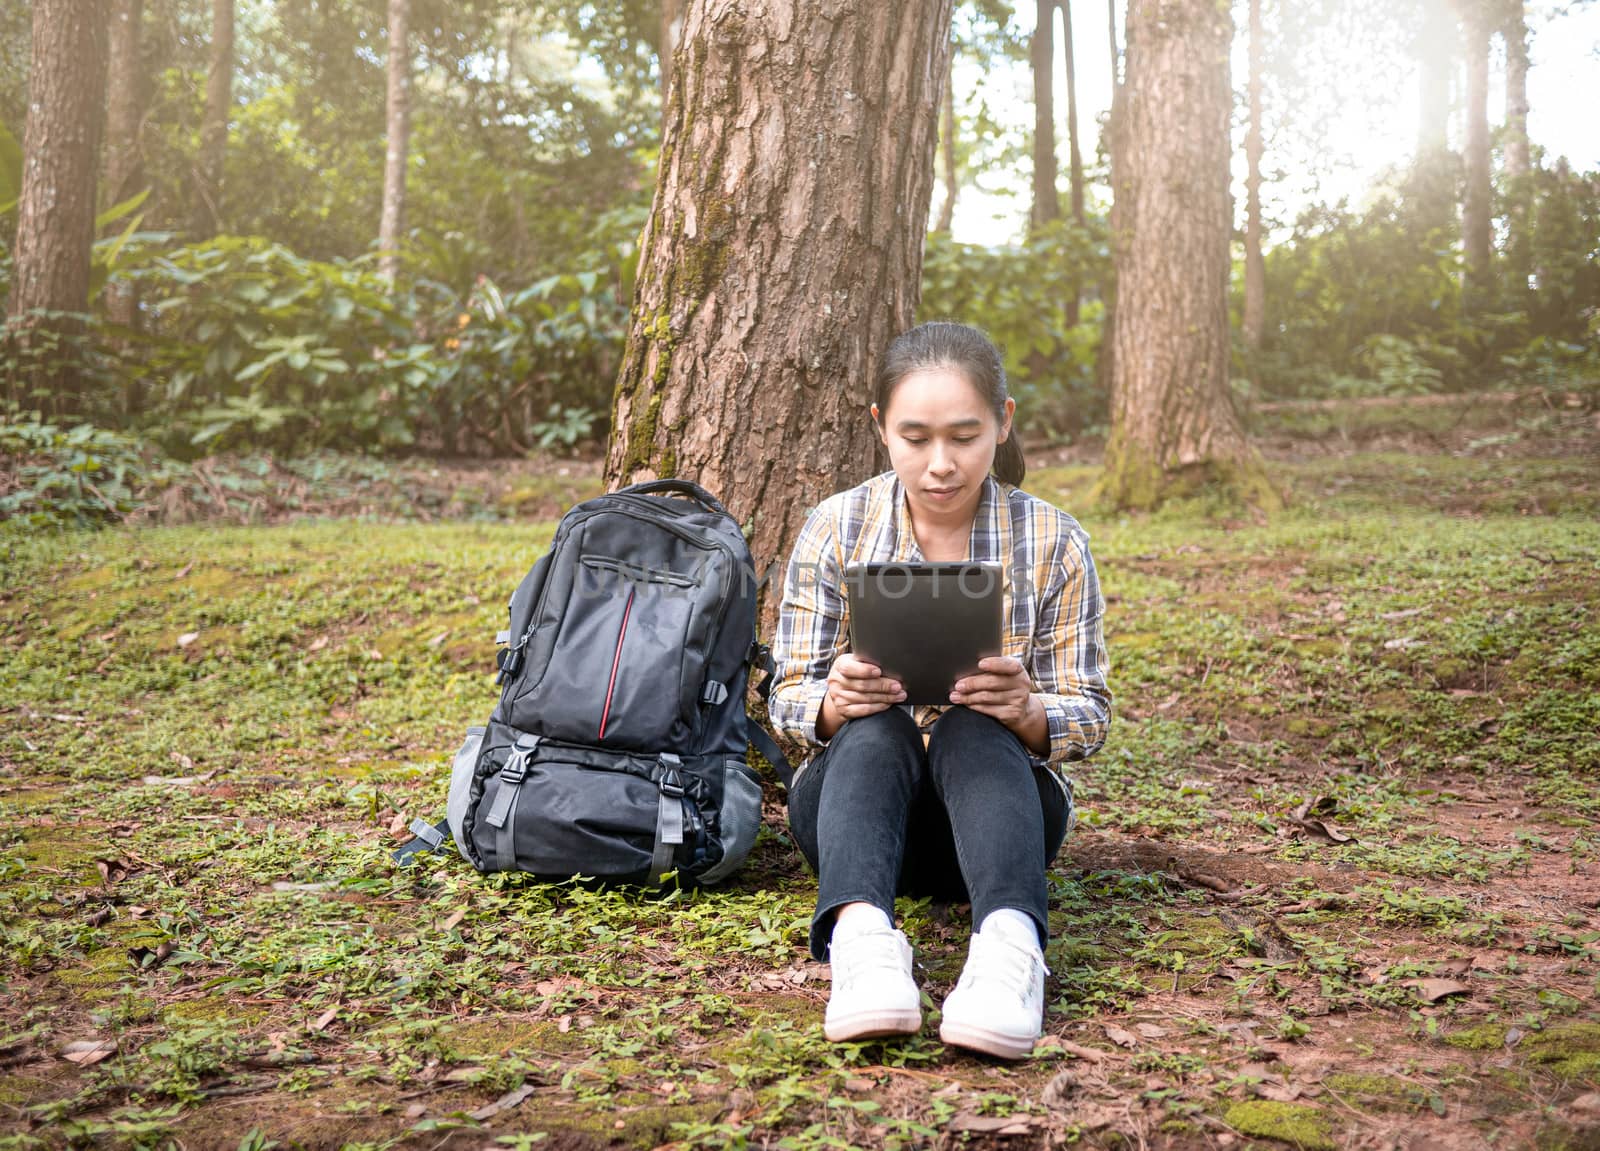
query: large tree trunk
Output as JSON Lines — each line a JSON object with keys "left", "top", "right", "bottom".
{"left": 1100, "top": 0, "right": 1276, "bottom": 510}
{"left": 604, "top": 0, "right": 953, "bottom": 622}
{"left": 6, "top": 0, "right": 110, "bottom": 414}
{"left": 1461, "top": 7, "right": 1492, "bottom": 311}
{"left": 1502, "top": 0, "right": 1531, "bottom": 298}
{"left": 936, "top": 52, "right": 957, "bottom": 233}
{"left": 1030, "top": 0, "right": 1059, "bottom": 226}
{"left": 378, "top": 0, "right": 411, "bottom": 284}
{"left": 1241, "top": 0, "right": 1265, "bottom": 350}
{"left": 191, "top": 0, "right": 233, "bottom": 238}
{"left": 103, "top": 0, "right": 145, "bottom": 336}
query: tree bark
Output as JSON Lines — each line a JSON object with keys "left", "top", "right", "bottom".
{"left": 1241, "top": 0, "right": 1265, "bottom": 350}
{"left": 6, "top": 0, "right": 110, "bottom": 413}
{"left": 103, "top": 0, "right": 145, "bottom": 334}
{"left": 1411, "top": 0, "right": 1456, "bottom": 235}
{"left": 191, "top": 0, "right": 233, "bottom": 239}
{"left": 936, "top": 52, "right": 956, "bottom": 233}
{"left": 378, "top": 0, "right": 411, "bottom": 284}
{"left": 604, "top": 0, "right": 954, "bottom": 625}
{"left": 1096, "top": 0, "right": 1123, "bottom": 409}
{"left": 660, "top": 0, "right": 685, "bottom": 118}
{"left": 1502, "top": 0, "right": 1530, "bottom": 297}
{"left": 1031, "top": 0, "right": 1059, "bottom": 226}
{"left": 1100, "top": 0, "right": 1276, "bottom": 510}
{"left": 1461, "top": 6, "right": 1492, "bottom": 311}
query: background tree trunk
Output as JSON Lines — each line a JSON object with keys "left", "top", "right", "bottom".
{"left": 1461, "top": 6, "right": 1492, "bottom": 311}
{"left": 103, "top": 0, "right": 145, "bottom": 336}
{"left": 378, "top": 0, "right": 411, "bottom": 284}
{"left": 1411, "top": 0, "right": 1456, "bottom": 235}
{"left": 1095, "top": 0, "right": 1123, "bottom": 410}
{"left": 604, "top": 0, "right": 954, "bottom": 623}
{"left": 1031, "top": 0, "right": 1059, "bottom": 226}
{"left": 1241, "top": 0, "right": 1266, "bottom": 350}
{"left": 191, "top": 0, "right": 233, "bottom": 238}
{"left": 1100, "top": 0, "right": 1275, "bottom": 510}
{"left": 1063, "top": 0, "right": 1083, "bottom": 326}
{"left": 1502, "top": 0, "right": 1531, "bottom": 299}
{"left": 936, "top": 53, "right": 957, "bottom": 233}
{"left": 6, "top": 0, "right": 110, "bottom": 414}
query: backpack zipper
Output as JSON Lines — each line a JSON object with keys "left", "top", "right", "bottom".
{"left": 597, "top": 587, "right": 636, "bottom": 741}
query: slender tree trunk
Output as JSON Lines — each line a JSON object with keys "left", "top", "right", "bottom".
{"left": 1502, "top": 0, "right": 1531, "bottom": 299}
{"left": 1096, "top": 0, "right": 1124, "bottom": 410}
{"left": 1031, "top": 0, "right": 1059, "bottom": 226}
{"left": 6, "top": 0, "right": 111, "bottom": 414}
{"left": 1062, "top": 0, "right": 1084, "bottom": 325}
{"left": 1461, "top": 7, "right": 1492, "bottom": 311}
{"left": 1241, "top": 0, "right": 1265, "bottom": 350}
{"left": 936, "top": 52, "right": 957, "bottom": 233}
{"left": 1412, "top": 0, "right": 1455, "bottom": 234}
{"left": 1063, "top": 0, "right": 1083, "bottom": 227}
{"left": 378, "top": 0, "right": 411, "bottom": 284}
{"left": 103, "top": 0, "right": 145, "bottom": 337}
{"left": 1100, "top": 0, "right": 1276, "bottom": 510}
{"left": 605, "top": 0, "right": 954, "bottom": 624}
{"left": 660, "top": 0, "right": 684, "bottom": 117}
{"left": 191, "top": 0, "right": 233, "bottom": 238}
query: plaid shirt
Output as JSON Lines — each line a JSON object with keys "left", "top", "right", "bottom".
{"left": 769, "top": 470, "right": 1112, "bottom": 784}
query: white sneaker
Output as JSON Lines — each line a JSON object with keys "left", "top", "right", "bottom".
{"left": 824, "top": 924, "right": 922, "bottom": 1041}
{"left": 938, "top": 929, "right": 1048, "bottom": 1059}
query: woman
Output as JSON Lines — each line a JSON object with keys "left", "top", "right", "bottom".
{"left": 768, "top": 321, "right": 1112, "bottom": 1059}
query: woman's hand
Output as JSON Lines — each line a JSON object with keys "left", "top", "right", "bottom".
{"left": 817, "top": 653, "right": 906, "bottom": 738}
{"left": 950, "top": 656, "right": 1049, "bottom": 752}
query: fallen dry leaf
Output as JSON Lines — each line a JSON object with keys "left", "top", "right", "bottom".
{"left": 61, "top": 1039, "right": 116, "bottom": 1066}
{"left": 427, "top": 631, "right": 449, "bottom": 647}
{"left": 307, "top": 635, "right": 330, "bottom": 653}
{"left": 1433, "top": 957, "right": 1474, "bottom": 976}
{"left": 1103, "top": 1024, "right": 1138, "bottom": 1048}
{"left": 310, "top": 1008, "right": 339, "bottom": 1032}
{"left": 174, "top": 562, "right": 193, "bottom": 579}
{"left": 1134, "top": 1023, "right": 1169, "bottom": 1039}
{"left": 96, "top": 858, "right": 131, "bottom": 885}
{"left": 948, "top": 1112, "right": 1032, "bottom": 1135}
{"left": 469, "top": 1083, "right": 535, "bottom": 1121}
{"left": 557, "top": 1015, "right": 572, "bottom": 1033}
{"left": 440, "top": 910, "right": 466, "bottom": 932}
{"left": 1403, "top": 977, "right": 1472, "bottom": 1003}
{"left": 177, "top": 631, "right": 200, "bottom": 648}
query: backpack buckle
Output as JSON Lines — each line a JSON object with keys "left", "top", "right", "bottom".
{"left": 657, "top": 753, "right": 684, "bottom": 797}
{"left": 700, "top": 680, "right": 729, "bottom": 707}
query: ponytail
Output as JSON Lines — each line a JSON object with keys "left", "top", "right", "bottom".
{"left": 994, "top": 430, "right": 1026, "bottom": 487}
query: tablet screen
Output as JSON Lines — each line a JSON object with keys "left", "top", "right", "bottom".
{"left": 844, "top": 562, "right": 1005, "bottom": 706}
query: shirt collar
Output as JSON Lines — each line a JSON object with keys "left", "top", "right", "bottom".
{"left": 886, "top": 472, "right": 1004, "bottom": 563}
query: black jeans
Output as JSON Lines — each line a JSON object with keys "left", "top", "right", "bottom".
{"left": 787, "top": 705, "right": 1072, "bottom": 961}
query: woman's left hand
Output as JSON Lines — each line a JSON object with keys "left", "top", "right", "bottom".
{"left": 949, "top": 656, "right": 1040, "bottom": 730}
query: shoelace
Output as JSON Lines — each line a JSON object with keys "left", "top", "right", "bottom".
{"left": 959, "top": 933, "right": 1049, "bottom": 998}
{"left": 832, "top": 929, "right": 909, "bottom": 990}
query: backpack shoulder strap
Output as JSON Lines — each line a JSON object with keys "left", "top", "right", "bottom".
{"left": 393, "top": 817, "right": 452, "bottom": 866}
{"left": 745, "top": 638, "right": 794, "bottom": 787}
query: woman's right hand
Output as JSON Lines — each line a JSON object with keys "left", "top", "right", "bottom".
{"left": 818, "top": 654, "right": 906, "bottom": 737}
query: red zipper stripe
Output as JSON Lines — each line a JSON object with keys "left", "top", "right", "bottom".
{"left": 597, "top": 588, "right": 635, "bottom": 740}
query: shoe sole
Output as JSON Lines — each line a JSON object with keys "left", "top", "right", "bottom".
{"left": 939, "top": 1019, "right": 1037, "bottom": 1060}
{"left": 824, "top": 1009, "right": 922, "bottom": 1042}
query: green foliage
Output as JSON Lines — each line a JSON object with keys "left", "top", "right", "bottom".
{"left": 920, "top": 218, "right": 1111, "bottom": 439}
{"left": 0, "top": 409, "right": 170, "bottom": 528}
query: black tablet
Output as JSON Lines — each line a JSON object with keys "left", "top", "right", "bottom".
{"left": 844, "top": 562, "right": 1005, "bottom": 706}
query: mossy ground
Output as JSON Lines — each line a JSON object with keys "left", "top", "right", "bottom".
{"left": 1, "top": 400, "right": 1597, "bottom": 1149}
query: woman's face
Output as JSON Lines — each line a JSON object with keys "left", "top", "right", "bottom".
{"left": 872, "top": 366, "right": 1013, "bottom": 528}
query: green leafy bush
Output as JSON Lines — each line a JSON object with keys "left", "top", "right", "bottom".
{"left": 0, "top": 409, "right": 171, "bottom": 528}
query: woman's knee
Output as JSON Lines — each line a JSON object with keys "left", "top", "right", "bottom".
{"left": 833, "top": 705, "right": 923, "bottom": 754}
{"left": 928, "top": 705, "right": 1025, "bottom": 757}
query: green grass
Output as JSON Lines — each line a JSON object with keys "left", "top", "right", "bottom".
{"left": 1, "top": 444, "right": 1597, "bottom": 1148}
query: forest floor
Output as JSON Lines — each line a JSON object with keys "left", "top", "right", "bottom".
{"left": 1, "top": 393, "right": 1597, "bottom": 1150}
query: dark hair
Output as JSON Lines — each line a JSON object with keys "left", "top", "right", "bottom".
{"left": 874, "top": 321, "right": 1025, "bottom": 486}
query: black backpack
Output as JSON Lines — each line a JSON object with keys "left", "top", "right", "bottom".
{"left": 395, "top": 479, "right": 792, "bottom": 885}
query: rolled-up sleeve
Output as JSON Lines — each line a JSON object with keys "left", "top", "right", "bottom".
{"left": 768, "top": 504, "right": 847, "bottom": 748}
{"left": 1029, "top": 528, "right": 1112, "bottom": 766}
